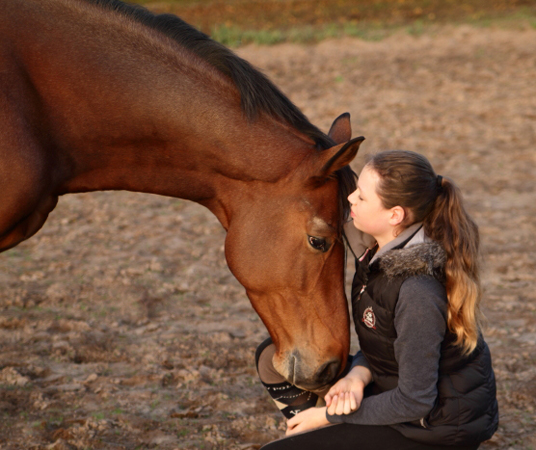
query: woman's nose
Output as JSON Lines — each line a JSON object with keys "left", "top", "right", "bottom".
{"left": 347, "top": 189, "right": 358, "bottom": 204}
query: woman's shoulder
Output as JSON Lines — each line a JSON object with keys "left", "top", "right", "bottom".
{"left": 397, "top": 275, "right": 448, "bottom": 318}
{"left": 379, "top": 241, "right": 446, "bottom": 282}
{"left": 400, "top": 275, "right": 447, "bottom": 298}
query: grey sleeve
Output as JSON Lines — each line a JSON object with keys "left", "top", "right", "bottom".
{"left": 350, "top": 350, "right": 371, "bottom": 371}
{"left": 327, "top": 276, "right": 447, "bottom": 425}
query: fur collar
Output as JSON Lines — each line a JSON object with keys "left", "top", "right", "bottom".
{"left": 378, "top": 241, "right": 446, "bottom": 281}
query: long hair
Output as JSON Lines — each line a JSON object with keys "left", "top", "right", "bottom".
{"left": 367, "top": 150, "right": 481, "bottom": 355}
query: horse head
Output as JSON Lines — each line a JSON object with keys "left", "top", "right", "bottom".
{"left": 225, "top": 114, "right": 364, "bottom": 390}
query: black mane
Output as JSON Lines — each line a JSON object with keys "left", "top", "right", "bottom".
{"left": 84, "top": 0, "right": 355, "bottom": 228}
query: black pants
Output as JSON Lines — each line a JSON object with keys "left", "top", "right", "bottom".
{"left": 260, "top": 423, "right": 480, "bottom": 450}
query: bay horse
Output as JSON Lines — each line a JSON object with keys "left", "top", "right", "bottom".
{"left": 0, "top": 0, "right": 364, "bottom": 390}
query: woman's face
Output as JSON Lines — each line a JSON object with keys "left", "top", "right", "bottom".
{"left": 348, "top": 165, "right": 396, "bottom": 245}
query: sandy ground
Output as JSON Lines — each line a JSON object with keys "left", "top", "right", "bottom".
{"left": 1, "top": 25, "right": 535, "bottom": 449}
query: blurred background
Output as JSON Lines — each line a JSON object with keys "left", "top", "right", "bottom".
{"left": 1, "top": 1, "right": 535, "bottom": 450}
{"left": 131, "top": 0, "right": 536, "bottom": 46}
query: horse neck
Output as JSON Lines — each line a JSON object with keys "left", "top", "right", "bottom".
{"left": 60, "top": 109, "right": 313, "bottom": 228}
{"left": 10, "top": 0, "right": 315, "bottom": 226}
{"left": 56, "top": 87, "right": 312, "bottom": 226}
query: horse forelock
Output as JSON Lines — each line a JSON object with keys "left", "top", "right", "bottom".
{"left": 336, "top": 165, "right": 357, "bottom": 234}
{"left": 81, "top": 0, "right": 332, "bottom": 149}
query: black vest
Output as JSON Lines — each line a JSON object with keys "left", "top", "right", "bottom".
{"left": 351, "top": 240, "right": 499, "bottom": 446}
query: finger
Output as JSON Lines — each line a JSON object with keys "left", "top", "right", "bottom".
{"left": 326, "top": 383, "right": 341, "bottom": 399}
{"left": 350, "top": 392, "right": 357, "bottom": 411}
{"left": 343, "top": 392, "right": 352, "bottom": 415}
{"left": 325, "top": 387, "right": 336, "bottom": 404}
{"left": 286, "top": 422, "right": 297, "bottom": 435}
{"left": 325, "top": 393, "right": 332, "bottom": 407}
{"left": 327, "top": 394, "right": 338, "bottom": 415}
{"left": 287, "top": 421, "right": 304, "bottom": 436}
{"left": 287, "top": 417, "right": 297, "bottom": 429}
{"left": 335, "top": 394, "right": 345, "bottom": 415}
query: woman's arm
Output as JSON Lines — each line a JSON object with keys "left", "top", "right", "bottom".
{"left": 286, "top": 357, "right": 372, "bottom": 435}
{"left": 327, "top": 276, "right": 448, "bottom": 425}
{"left": 325, "top": 362, "right": 372, "bottom": 415}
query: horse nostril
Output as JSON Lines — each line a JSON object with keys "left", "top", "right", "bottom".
{"left": 314, "top": 359, "right": 341, "bottom": 386}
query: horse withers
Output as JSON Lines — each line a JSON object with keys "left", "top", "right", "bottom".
{"left": 0, "top": 0, "right": 364, "bottom": 390}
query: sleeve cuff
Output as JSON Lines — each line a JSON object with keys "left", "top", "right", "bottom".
{"left": 350, "top": 351, "right": 370, "bottom": 371}
{"left": 326, "top": 409, "right": 346, "bottom": 424}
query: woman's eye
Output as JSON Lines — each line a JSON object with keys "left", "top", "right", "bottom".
{"left": 308, "top": 236, "right": 330, "bottom": 252}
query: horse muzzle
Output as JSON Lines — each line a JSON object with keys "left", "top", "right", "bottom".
{"left": 275, "top": 349, "right": 343, "bottom": 391}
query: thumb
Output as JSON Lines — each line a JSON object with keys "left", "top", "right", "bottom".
{"left": 287, "top": 414, "right": 299, "bottom": 429}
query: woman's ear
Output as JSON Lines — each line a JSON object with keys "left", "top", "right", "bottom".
{"left": 389, "top": 206, "right": 406, "bottom": 226}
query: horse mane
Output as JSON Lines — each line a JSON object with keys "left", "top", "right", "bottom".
{"left": 83, "top": 0, "right": 355, "bottom": 229}
{"left": 83, "top": 0, "right": 332, "bottom": 148}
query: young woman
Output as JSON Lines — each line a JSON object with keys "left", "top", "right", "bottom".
{"left": 255, "top": 150, "right": 498, "bottom": 450}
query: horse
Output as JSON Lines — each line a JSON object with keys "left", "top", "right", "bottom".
{"left": 0, "top": 0, "right": 364, "bottom": 391}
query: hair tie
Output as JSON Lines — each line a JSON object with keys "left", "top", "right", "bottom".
{"left": 436, "top": 175, "right": 443, "bottom": 190}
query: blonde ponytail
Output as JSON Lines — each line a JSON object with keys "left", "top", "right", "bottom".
{"left": 424, "top": 177, "right": 481, "bottom": 355}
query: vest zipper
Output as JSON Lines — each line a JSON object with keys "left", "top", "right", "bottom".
{"left": 356, "top": 246, "right": 373, "bottom": 301}
{"left": 359, "top": 247, "right": 372, "bottom": 262}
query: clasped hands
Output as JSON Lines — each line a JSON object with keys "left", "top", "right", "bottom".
{"left": 286, "top": 365, "right": 371, "bottom": 436}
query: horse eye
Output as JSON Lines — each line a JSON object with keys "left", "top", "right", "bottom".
{"left": 308, "top": 236, "right": 330, "bottom": 252}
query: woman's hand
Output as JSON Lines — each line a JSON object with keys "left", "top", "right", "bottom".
{"left": 324, "top": 365, "right": 371, "bottom": 416}
{"left": 286, "top": 407, "right": 330, "bottom": 436}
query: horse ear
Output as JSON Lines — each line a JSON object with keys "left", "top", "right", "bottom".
{"left": 314, "top": 136, "right": 365, "bottom": 181}
{"left": 328, "top": 112, "right": 352, "bottom": 144}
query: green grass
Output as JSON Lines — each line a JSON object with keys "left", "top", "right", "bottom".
{"left": 466, "top": 6, "right": 536, "bottom": 29}
{"left": 47, "top": 415, "right": 64, "bottom": 427}
{"left": 133, "top": 0, "right": 200, "bottom": 4}
{"left": 209, "top": 10, "right": 536, "bottom": 47}
{"left": 131, "top": 0, "right": 536, "bottom": 47}
{"left": 210, "top": 22, "right": 392, "bottom": 47}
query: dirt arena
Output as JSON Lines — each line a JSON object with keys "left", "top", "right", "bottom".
{"left": 1, "top": 25, "right": 535, "bottom": 450}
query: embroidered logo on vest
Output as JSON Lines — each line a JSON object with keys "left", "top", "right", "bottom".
{"left": 362, "top": 306, "right": 376, "bottom": 329}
